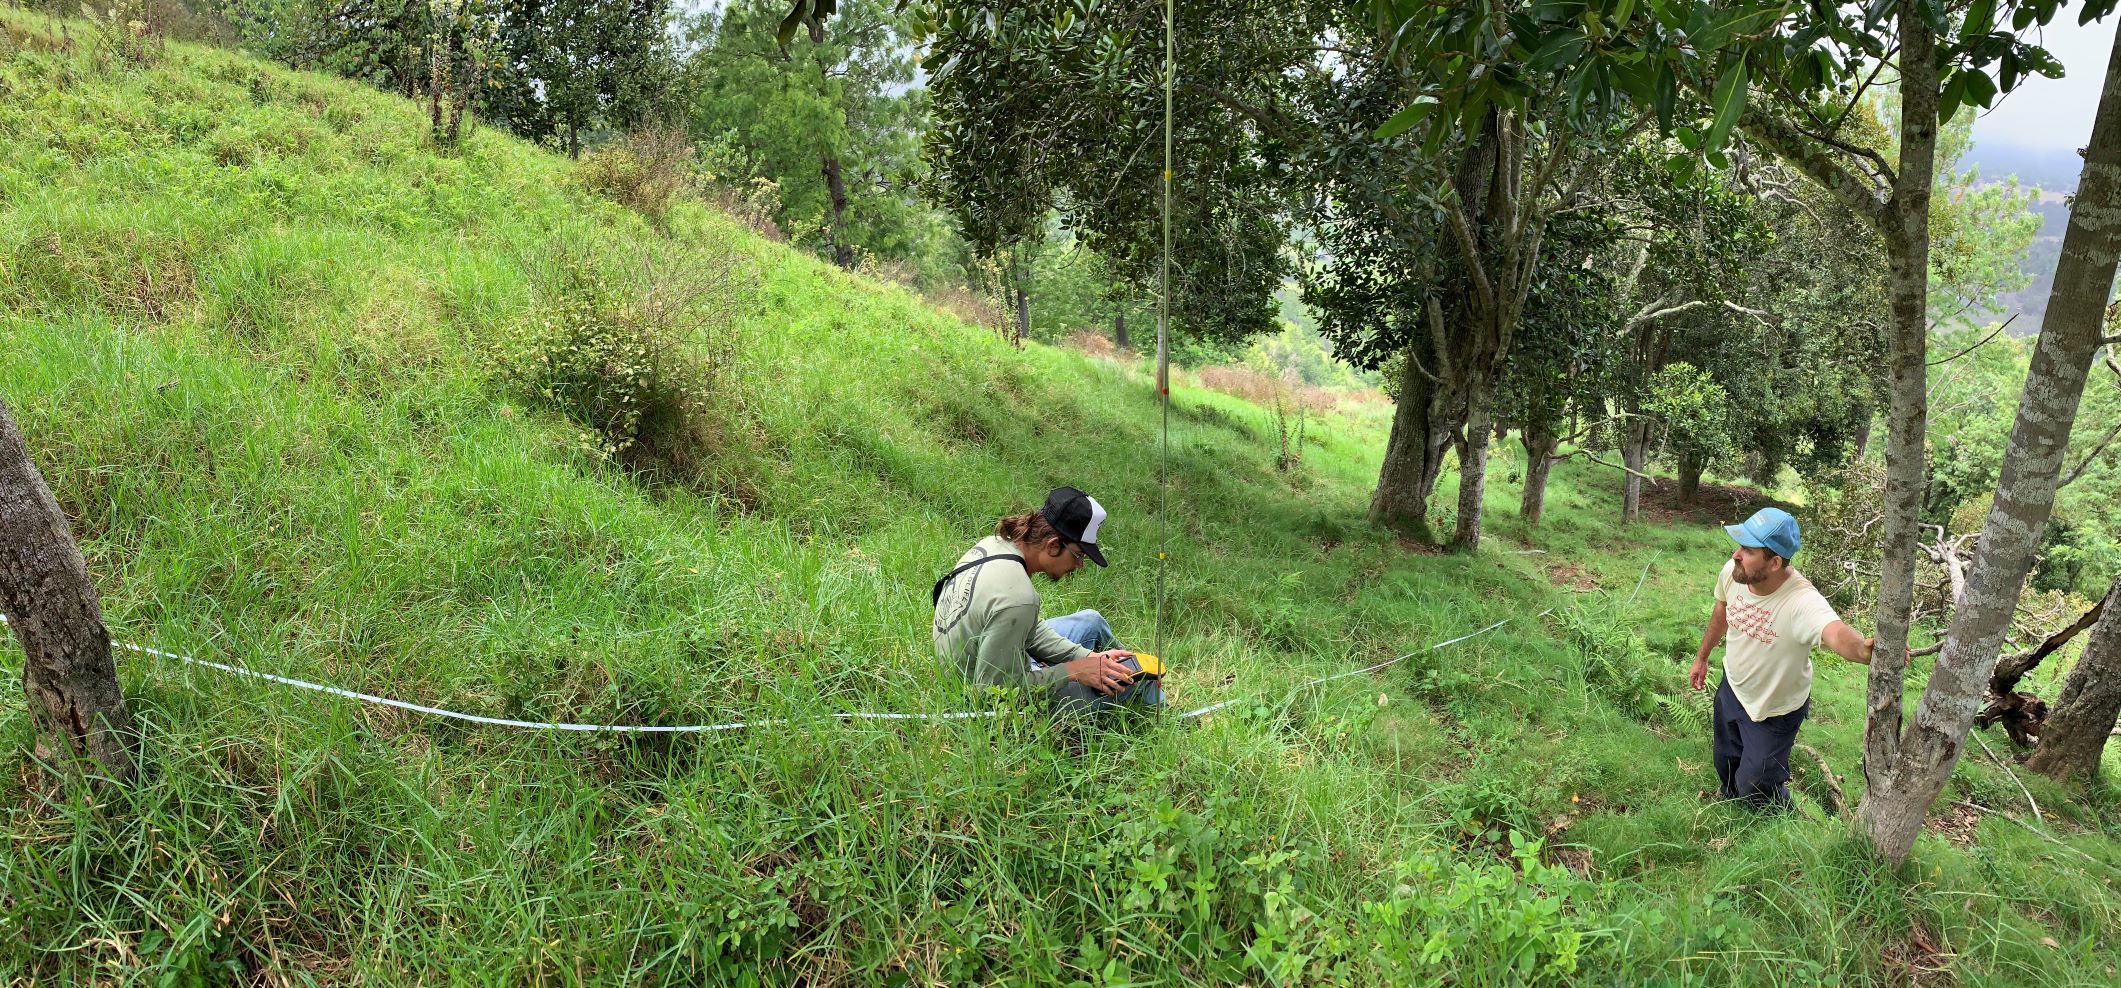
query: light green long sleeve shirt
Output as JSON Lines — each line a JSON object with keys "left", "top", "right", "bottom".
{"left": 932, "top": 536, "right": 1090, "bottom": 689}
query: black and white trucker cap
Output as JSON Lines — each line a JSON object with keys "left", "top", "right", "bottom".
{"left": 1039, "top": 486, "right": 1109, "bottom": 567}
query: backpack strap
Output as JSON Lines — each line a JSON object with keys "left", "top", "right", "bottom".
{"left": 932, "top": 553, "right": 1025, "bottom": 606}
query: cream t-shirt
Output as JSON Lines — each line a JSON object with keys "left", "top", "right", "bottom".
{"left": 1714, "top": 560, "right": 1841, "bottom": 721}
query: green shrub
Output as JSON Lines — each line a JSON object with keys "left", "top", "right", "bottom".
{"left": 574, "top": 128, "right": 692, "bottom": 223}
{"left": 503, "top": 250, "right": 760, "bottom": 499}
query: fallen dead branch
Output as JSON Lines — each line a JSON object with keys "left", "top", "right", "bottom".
{"left": 1795, "top": 742, "right": 1847, "bottom": 820}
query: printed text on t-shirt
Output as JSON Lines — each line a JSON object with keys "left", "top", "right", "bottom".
{"left": 1729, "top": 598, "right": 1778, "bottom": 645}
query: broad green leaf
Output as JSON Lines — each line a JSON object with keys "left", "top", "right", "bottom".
{"left": 1963, "top": 68, "right": 1997, "bottom": 108}
{"left": 1611, "top": 56, "right": 1656, "bottom": 103}
{"left": 1373, "top": 98, "right": 1437, "bottom": 140}
{"left": 1938, "top": 69, "right": 1967, "bottom": 123}
{"left": 1703, "top": 58, "right": 1748, "bottom": 153}
{"left": 776, "top": 0, "right": 810, "bottom": 50}
{"left": 1653, "top": 60, "right": 1677, "bottom": 132}
{"left": 1964, "top": 0, "right": 1995, "bottom": 36}
{"left": 1527, "top": 28, "right": 1588, "bottom": 73}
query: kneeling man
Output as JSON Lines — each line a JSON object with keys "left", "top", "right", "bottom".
{"left": 932, "top": 487, "right": 1162, "bottom": 716}
{"left": 1688, "top": 507, "right": 1873, "bottom": 809}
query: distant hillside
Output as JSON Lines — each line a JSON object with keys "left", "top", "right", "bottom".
{"left": 1964, "top": 142, "right": 2087, "bottom": 333}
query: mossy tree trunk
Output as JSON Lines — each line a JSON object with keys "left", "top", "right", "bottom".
{"left": 1452, "top": 366, "right": 1496, "bottom": 550}
{"left": 1370, "top": 326, "right": 1461, "bottom": 531}
{"left": 0, "top": 399, "right": 136, "bottom": 787}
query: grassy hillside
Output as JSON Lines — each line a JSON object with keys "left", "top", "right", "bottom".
{"left": 3, "top": 10, "right": 2120, "bottom": 985}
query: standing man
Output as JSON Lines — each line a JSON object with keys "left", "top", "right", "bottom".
{"left": 932, "top": 487, "right": 1163, "bottom": 716}
{"left": 1688, "top": 507, "right": 1873, "bottom": 809}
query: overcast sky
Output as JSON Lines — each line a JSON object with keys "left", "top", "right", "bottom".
{"left": 1972, "top": 13, "right": 2119, "bottom": 151}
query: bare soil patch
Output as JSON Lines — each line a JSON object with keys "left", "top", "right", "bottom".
{"left": 1542, "top": 561, "right": 1599, "bottom": 592}
{"left": 1637, "top": 477, "right": 1779, "bottom": 525}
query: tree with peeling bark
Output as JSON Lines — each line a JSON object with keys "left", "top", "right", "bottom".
{"left": 0, "top": 399, "right": 136, "bottom": 786}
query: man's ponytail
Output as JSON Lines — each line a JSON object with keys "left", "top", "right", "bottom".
{"left": 996, "top": 510, "right": 1061, "bottom": 546}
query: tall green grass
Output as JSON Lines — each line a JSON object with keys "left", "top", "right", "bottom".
{"left": 3, "top": 8, "right": 2120, "bottom": 984}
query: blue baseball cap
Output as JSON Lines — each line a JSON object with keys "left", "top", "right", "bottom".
{"left": 1726, "top": 507, "right": 1800, "bottom": 560}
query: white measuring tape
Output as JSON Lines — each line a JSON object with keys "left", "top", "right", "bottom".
{"left": 0, "top": 611, "right": 1540, "bottom": 730}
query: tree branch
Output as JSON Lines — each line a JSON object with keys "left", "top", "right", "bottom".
{"left": 1928, "top": 315, "right": 2015, "bottom": 367}
{"left": 1796, "top": 742, "right": 1849, "bottom": 820}
{"left": 1623, "top": 298, "right": 1712, "bottom": 333}
{"left": 1441, "top": 175, "right": 1497, "bottom": 321}
{"left": 1564, "top": 449, "right": 1658, "bottom": 483}
{"left": 2057, "top": 418, "right": 2121, "bottom": 490}
{"left": 1989, "top": 583, "right": 2115, "bottom": 694}
{"left": 1181, "top": 81, "right": 1297, "bottom": 142}
{"left": 1722, "top": 301, "right": 1777, "bottom": 327}
{"left": 1735, "top": 107, "right": 1892, "bottom": 232}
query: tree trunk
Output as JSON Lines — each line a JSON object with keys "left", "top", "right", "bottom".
{"left": 1852, "top": 412, "right": 1875, "bottom": 463}
{"left": 1370, "top": 341, "right": 1459, "bottom": 530}
{"left": 1620, "top": 417, "right": 1652, "bottom": 524}
{"left": 0, "top": 400, "right": 136, "bottom": 786}
{"left": 1451, "top": 369, "right": 1495, "bottom": 551}
{"left": 1520, "top": 428, "right": 1558, "bottom": 524}
{"left": 1676, "top": 450, "right": 1704, "bottom": 507}
{"left": 1114, "top": 306, "right": 1129, "bottom": 350}
{"left": 1014, "top": 283, "right": 1030, "bottom": 347}
{"left": 1846, "top": 5, "right": 1942, "bottom": 865}
{"left": 1855, "top": 15, "right": 2121, "bottom": 864}
{"left": 2027, "top": 579, "right": 2121, "bottom": 779}
{"left": 822, "top": 154, "right": 854, "bottom": 270}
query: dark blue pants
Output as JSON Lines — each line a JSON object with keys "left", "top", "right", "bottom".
{"left": 1713, "top": 677, "right": 1807, "bottom": 810}
{"left": 1039, "top": 609, "right": 1164, "bottom": 716}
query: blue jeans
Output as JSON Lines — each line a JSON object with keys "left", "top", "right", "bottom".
{"left": 1039, "top": 609, "right": 1164, "bottom": 716}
